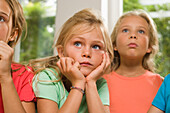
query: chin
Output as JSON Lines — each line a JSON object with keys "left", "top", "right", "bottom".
{"left": 80, "top": 69, "right": 92, "bottom": 77}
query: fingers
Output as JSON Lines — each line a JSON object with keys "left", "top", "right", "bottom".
{"left": 104, "top": 53, "right": 111, "bottom": 74}
{"left": 99, "top": 52, "right": 110, "bottom": 73}
{"left": 0, "top": 41, "right": 14, "bottom": 61}
{"left": 0, "top": 41, "right": 13, "bottom": 77}
{"left": 74, "top": 61, "right": 81, "bottom": 70}
{"left": 86, "top": 52, "right": 111, "bottom": 81}
{"left": 56, "top": 57, "right": 74, "bottom": 74}
{"left": 56, "top": 57, "right": 85, "bottom": 86}
{"left": 104, "top": 52, "right": 111, "bottom": 69}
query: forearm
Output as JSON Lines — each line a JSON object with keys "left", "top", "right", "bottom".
{"left": 85, "top": 81, "right": 108, "bottom": 113}
{"left": 1, "top": 77, "right": 26, "bottom": 113}
{"left": 58, "top": 82, "right": 85, "bottom": 113}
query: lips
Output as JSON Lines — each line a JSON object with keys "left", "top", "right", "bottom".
{"left": 80, "top": 61, "right": 92, "bottom": 66}
{"left": 128, "top": 43, "right": 138, "bottom": 48}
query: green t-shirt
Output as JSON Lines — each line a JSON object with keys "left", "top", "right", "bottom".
{"left": 32, "top": 68, "right": 109, "bottom": 113}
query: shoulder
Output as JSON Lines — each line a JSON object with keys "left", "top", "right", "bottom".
{"left": 11, "top": 63, "right": 34, "bottom": 77}
{"left": 145, "top": 71, "right": 163, "bottom": 83}
{"left": 146, "top": 71, "right": 162, "bottom": 79}
{"left": 103, "top": 71, "right": 115, "bottom": 79}
{"left": 35, "top": 68, "right": 60, "bottom": 81}
{"left": 163, "top": 74, "right": 170, "bottom": 83}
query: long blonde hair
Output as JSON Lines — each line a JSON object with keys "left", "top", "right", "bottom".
{"left": 111, "top": 9, "right": 158, "bottom": 72}
{"left": 30, "top": 8, "right": 113, "bottom": 81}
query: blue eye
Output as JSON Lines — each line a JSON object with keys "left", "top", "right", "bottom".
{"left": 138, "top": 30, "right": 144, "bottom": 34}
{"left": 122, "top": 29, "right": 128, "bottom": 33}
{"left": 74, "top": 42, "right": 81, "bottom": 47}
{"left": 92, "top": 45, "right": 100, "bottom": 50}
{"left": 0, "top": 17, "right": 5, "bottom": 22}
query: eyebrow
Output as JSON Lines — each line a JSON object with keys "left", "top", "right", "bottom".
{"left": 137, "top": 26, "right": 148, "bottom": 30}
{"left": 0, "top": 11, "right": 10, "bottom": 17}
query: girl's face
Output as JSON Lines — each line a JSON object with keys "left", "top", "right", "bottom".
{"left": 115, "top": 15, "right": 151, "bottom": 60}
{"left": 0, "top": 0, "right": 14, "bottom": 43}
{"left": 59, "top": 26, "right": 105, "bottom": 76}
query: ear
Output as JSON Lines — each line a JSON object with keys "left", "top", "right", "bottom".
{"left": 146, "top": 47, "right": 152, "bottom": 53}
{"left": 8, "top": 28, "right": 18, "bottom": 42}
{"left": 57, "top": 45, "right": 64, "bottom": 57}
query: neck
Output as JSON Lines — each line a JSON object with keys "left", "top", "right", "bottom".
{"left": 116, "top": 58, "right": 146, "bottom": 77}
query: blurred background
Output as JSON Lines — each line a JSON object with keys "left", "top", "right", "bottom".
{"left": 15, "top": 0, "right": 170, "bottom": 77}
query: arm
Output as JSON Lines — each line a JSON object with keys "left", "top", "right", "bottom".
{"left": 0, "top": 41, "right": 27, "bottom": 113}
{"left": 22, "top": 101, "right": 35, "bottom": 113}
{"left": 147, "top": 105, "right": 164, "bottom": 113}
{"left": 85, "top": 53, "right": 110, "bottom": 113}
{"left": 1, "top": 78, "right": 26, "bottom": 113}
{"left": 1, "top": 79, "right": 35, "bottom": 113}
{"left": 85, "top": 81, "right": 110, "bottom": 113}
{"left": 37, "top": 84, "right": 84, "bottom": 113}
{"left": 36, "top": 57, "right": 86, "bottom": 113}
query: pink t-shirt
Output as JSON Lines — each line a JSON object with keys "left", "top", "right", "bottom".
{"left": 103, "top": 70, "right": 162, "bottom": 113}
{"left": 0, "top": 63, "right": 35, "bottom": 113}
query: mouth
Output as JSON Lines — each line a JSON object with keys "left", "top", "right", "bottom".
{"left": 128, "top": 43, "right": 138, "bottom": 48}
{"left": 80, "top": 62, "right": 93, "bottom": 67}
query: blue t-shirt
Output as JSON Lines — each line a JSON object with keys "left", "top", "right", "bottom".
{"left": 152, "top": 74, "right": 170, "bottom": 112}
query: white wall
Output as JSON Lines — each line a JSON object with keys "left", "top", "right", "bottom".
{"left": 55, "top": 0, "right": 123, "bottom": 35}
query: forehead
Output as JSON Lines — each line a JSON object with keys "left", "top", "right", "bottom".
{"left": 0, "top": 0, "right": 11, "bottom": 15}
{"left": 67, "top": 23, "right": 104, "bottom": 41}
{"left": 120, "top": 15, "right": 149, "bottom": 27}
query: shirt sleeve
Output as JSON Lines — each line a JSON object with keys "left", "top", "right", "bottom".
{"left": 32, "top": 69, "right": 63, "bottom": 104}
{"left": 96, "top": 77, "right": 110, "bottom": 106}
{"left": 12, "top": 65, "right": 35, "bottom": 102}
{"left": 152, "top": 75, "right": 168, "bottom": 111}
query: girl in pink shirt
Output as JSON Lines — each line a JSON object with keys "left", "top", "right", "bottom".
{"left": 0, "top": 0, "right": 35, "bottom": 113}
{"left": 104, "top": 9, "right": 163, "bottom": 113}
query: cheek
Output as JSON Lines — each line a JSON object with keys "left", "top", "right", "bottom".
{"left": 0, "top": 23, "right": 11, "bottom": 43}
{"left": 64, "top": 49, "right": 81, "bottom": 61}
{"left": 116, "top": 36, "right": 126, "bottom": 48}
{"left": 140, "top": 37, "right": 150, "bottom": 48}
{"left": 93, "top": 51, "right": 103, "bottom": 65}
{"left": 0, "top": 24, "right": 9, "bottom": 42}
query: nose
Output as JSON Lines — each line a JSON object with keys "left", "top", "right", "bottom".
{"left": 82, "top": 47, "right": 91, "bottom": 58}
{"left": 129, "top": 36, "right": 137, "bottom": 39}
{"left": 129, "top": 31, "right": 138, "bottom": 39}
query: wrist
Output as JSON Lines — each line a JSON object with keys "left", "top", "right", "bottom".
{"left": 0, "top": 74, "right": 13, "bottom": 85}
{"left": 85, "top": 77, "right": 97, "bottom": 84}
{"left": 70, "top": 86, "right": 85, "bottom": 94}
{"left": 72, "top": 80, "right": 86, "bottom": 90}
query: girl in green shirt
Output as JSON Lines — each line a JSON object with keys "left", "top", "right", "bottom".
{"left": 31, "top": 8, "right": 113, "bottom": 113}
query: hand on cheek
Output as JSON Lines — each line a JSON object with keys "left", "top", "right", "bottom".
{"left": 56, "top": 57, "right": 85, "bottom": 86}
{"left": 86, "top": 52, "right": 110, "bottom": 83}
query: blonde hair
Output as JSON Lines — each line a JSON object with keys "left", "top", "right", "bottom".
{"left": 6, "top": 0, "right": 27, "bottom": 47}
{"left": 30, "top": 8, "right": 113, "bottom": 81}
{"left": 111, "top": 9, "right": 158, "bottom": 72}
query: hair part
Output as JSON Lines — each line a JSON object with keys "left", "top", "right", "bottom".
{"left": 111, "top": 9, "right": 159, "bottom": 72}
